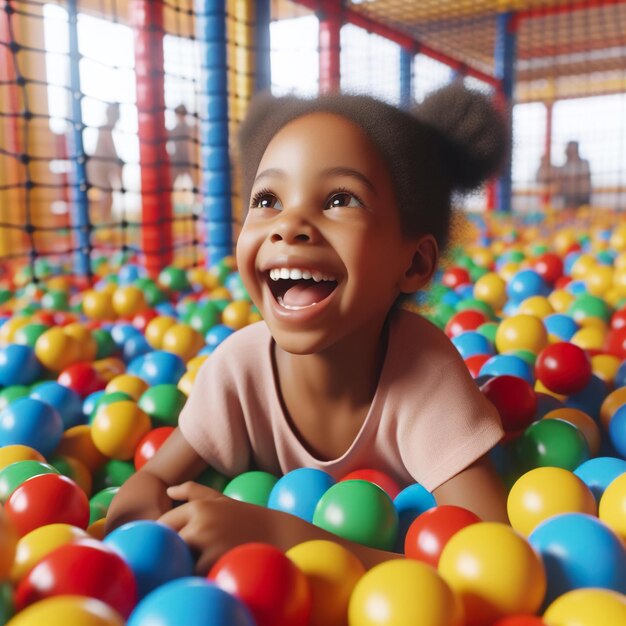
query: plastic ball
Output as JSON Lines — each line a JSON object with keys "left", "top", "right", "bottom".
{"left": 204, "top": 324, "right": 234, "bottom": 352}
{"left": 0, "top": 345, "right": 42, "bottom": 387}
{"left": 543, "top": 313, "right": 579, "bottom": 342}
{"left": 134, "top": 427, "right": 175, "bottom": 470}
{"left": 543, "top": 588, "right": 626, "bottom": 626}
{"left": 89, "top": 486, "right": 119, "bottom": 524}
{"left": 161, "top": 324, "right": 204, "bottom": 362}
{"left": 30, "top": 381, "right": 84, "bottom": 430}
{"left": 451, "top": 331, "right": 494, "bottom": 359}
{"left": 6, "top": 595, "right": 124, "bottom": 626}
{"left": 339, "top": 469, "right": 400, "bottom": 500}
{"left": 507, "top": 466, "right": 596, "bottom": 536}
{"left": 568, "top": 293, "right": 612, "bottom": 325}
{"left": 513, "top": 418, "right": 590, "bottom": 472}
{"left": 591, "top": 353, "right": 620, "bottom": 384}
{"left": 56, "top": 424, "right": 108, "bottom": 473}
{"left": 58, "top": 361, "right": 107, "bottom": 398}
{"left": 404, "top": 505, "right": 480, "bottom": 567}
{"left": 348, "top": 559, "right": 463, "bottom": 626}
{"left": 145, "top": 316, "right": 177, "bottom": 350}
{"left": 223, "top": 471, "right": 278, "bottom": 507}
{"left": 82, "top": 289, "right": 116, "bottom": 321}
{"left": 158, "top": 266, "right": 190, "bottom": 293}
{"left": 0, "top": 398, "right": 63, "bottom": 457}
{"left": 473, "top": 273, "right": 507, "bottom": 311}
{"left": 222, "top": 301, "right": 252, "bottom": 331}
{"left": 268, "top": 468, "right": 335, "bottom": 523}
{"left": 599, "top": 472, "right": 626, "bottom": 541}
{"left": 15, "top": 538, "right": 137, "bottom": 618}
{"left": 0, "top": 460, "right": 59, "bottom": 503}
{"left": 130, "top": 351, "right": 186, "bottom": 386}
{"left": 312, "top": 480, "right": 398, "bottom": 551}
{"left": 104, "top": 520, "right": 194, "bottom": 599}
{"left": 0, "top": 385, "right": 30, "bottom": 412}
{"left": 438, "top": 522, "right": 546, "bottom": 626}
{"left": 286, "top": 539, "right": 365, "bottom": 626}
{"left": 106, "top": 374, "right": 149, "bottom": 401}
{"left": 479, "top": 354, "right": 534, "bottom": 385}
{"left": 531, "top": 252, "right": 563, "bottom": 284}
{"left": 600, "top": 385, "right": 626, "bottom": 430}
{"left": 112, "top": 286, "right": 146, "bottom": 317}
{"left": 529, "top": 513, "right": 626, "bottom": 605}
{"left": 393, "top": 483, "right": 437, "bottom": 549}
{"left": 445, "top": 310, "right": 489, "bottom": 339}
{"left": 10, "top": 522, "right": 89, "bottom": 583}
{"left": 91, "top": 400, "right": 152, "bottom": 460}
{"left": 209, "top": 542, "right": 312, "bottom": 626}
{"left": 542, "top": 408, "right": 601, "bottom": 456}
{"left": 495, "top": 314, "right": 548, "bottom": 355}
{"left": 480, "top": 375, "right": 537, "bottom": 433}
{"left": 0, "top": 445, "right": 44, "bottom": 471}
{"left": 574, "top": 456, "right": 626, "bottom": 502}
{"left": 518, "top": 296, "right": 554, "bottom": 320}
{"left": 535, "top": 342, "right": 592, "bottom": 395}
{"left": 93, "top": 459, "right": 134, "bottom": 491}
{"left": 507, "top": 269, "right": 550, "bottom": 303}
{"left": 62, "top": 323, "right": 98, "bottom": 361}
{"left": 188, "top": 301, "right": 220, "bottom": 336}
{"left": 127, "top": 577, "right": 255, "bottom": 626}
{"left": 34, "top": 327, "right": 81, "bottom": 371}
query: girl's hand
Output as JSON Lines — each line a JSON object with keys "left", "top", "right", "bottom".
{"left": 158, "top": 481, "right": 278, "bottom": 574}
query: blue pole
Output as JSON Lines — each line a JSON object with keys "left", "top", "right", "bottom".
{"left": 195, "top": 0, "right": 232, "bottom": 266}
{"left": 67, "top": 0, "right": 91, "bottom": 277}
{"left": 399, "top": 49, "right": 412, "bottom": 109}
{"left": 494, "top": 11, "right": 517, "bottom": 213}
{"left": 255, "top": 0, "right": 271, "bottom": 92}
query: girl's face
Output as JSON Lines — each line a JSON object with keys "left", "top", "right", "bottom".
{"left": 236, "top": 112, "right": 433, "bottom": 355}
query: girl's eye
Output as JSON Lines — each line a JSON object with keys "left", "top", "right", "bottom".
{"left": 251, "top": 192, "right": 282, "bottom": 210}
{"left": 326, "top": 192, "right": 362, "bottom": 209}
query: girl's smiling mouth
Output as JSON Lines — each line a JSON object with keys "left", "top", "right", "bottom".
{"left": 264, "top": 266, "right": 339, "bottom": 311}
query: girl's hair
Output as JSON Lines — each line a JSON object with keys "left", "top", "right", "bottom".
{"left": 238, "top": 82, "right": 509, "bottom": 251}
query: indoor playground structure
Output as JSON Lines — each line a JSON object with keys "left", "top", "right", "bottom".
{"left": 0, "top": 0, "right": 626, "bottom": 625}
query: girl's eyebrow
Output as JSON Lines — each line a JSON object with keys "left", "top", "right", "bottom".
{"left": 253, "top": 168, "right": 286, "bottom": 185}
{"left": 321, "top": 167, "right": 377, "bottom": 196}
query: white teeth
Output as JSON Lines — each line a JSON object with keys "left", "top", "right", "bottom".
{"left": 302, "top": 270, "right": 312, "bottom": 279}
{"left": 312, "top": 271, "right": 323, "bottom": 282}
{"left": 289, "top": 269, "right": 303, "bottom": 280}
{"left": 280, "top": 268, "right": 290, "bottom": 279}
{"left": 266, "top": 267, "right": 337, "bottom": 282}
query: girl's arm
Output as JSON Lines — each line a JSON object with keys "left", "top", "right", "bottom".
{"left": 104, "top": 428, "right": 208, "bottom": 533}
{"left": 432, "top": 454, "right": 509, "bottom": 523}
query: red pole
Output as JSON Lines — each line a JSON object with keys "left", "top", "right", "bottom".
{"left": 319, "top": 0, "right": 342, "bottom": 93}
{"left": 131, "top": 0, "right": 173, "bottom": 277}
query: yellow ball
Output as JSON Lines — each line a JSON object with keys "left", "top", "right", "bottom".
{"left": 186, "top": 355, "right": 208, "bottom": 375}
{"left": 0, "top": 445, "right": 45, "bottom": 471}
{"left": 92, "top": 357, "right": 126, "bottom": 383}
{"left": 210, "top": 286, "right": 232, "bottom": 300}
{"left": 548, "top": 289, "right": 575, "bottom": 313}
{"left": 600, "top": 386, "right": 626, "bottom": 431}
{"left": 517, "top": 295, "right": 554, "bottom": 319}
{"left": 248, "top": 311, "right": 263, "bottom": 324}
{"left": 6, "top": 595, "right": 124, "bottom": 626}
{"left": 145, "top": 316, "right": 177, "bottom": 350}
{"left": 56, "top": 425, "right": 108, "bottom": 473}
{"left": 610, "top": 225, "right": 626, "bottom": 252}
{"left": 91, "top": 400, "right": 151, "bottom": 460}
{"left": 534, "top": 379, "right": 567, "bottom": 401}
{"left": 507, "top": 467, "right": 597, "bottom": 537}
{"left": 11, "top": 523, "right": 89, "bottom": 583}
{"left": 612, "top": 269, "right": 626, "bottom": 297}
{"left": 473, "top": 273, "right": 507, "bottom": 311}
{"left": 497, "top": 261, "right": 521, "bottom": 283}
{"left": 348, "top": 559, "right": 463, "bottom": 626}
{"left": 112, "top": 285, "right": 147, "bottom": 317}
{"left": 570, "top": 254, "right": 596, "bottom": 281}
{"left": 495, "top": 314, "right": 548, "bottom": 355}
{"left": 615, "top": 252, "right": 626, "bottom": 271}
{"left": 585, "top": 265, "right": 613, "bottom": 297}
{"left": 543, "top": 408, "right": 601, "bottom": 456}
{"left": 554, "top": 229, "right": 577, "bottom": 255}
{"left": 87, "top": 517, "right": 107, "bottom": 541}
{"left": 63, "top": 323, "right": 97, "bottom": 362}
{"left": 34, "top": 327, "right": 82, "bottom": 372}
{"left": 0, "top": 316, "right": 31, "bottom": 347}
{"left": 82, "top": 289, "right": 115, "bottom": 321}
{"left": 543, "top": 588, "right": 626, "bottom": 626}
{"left": 570, "top": 326, "right": 607, "bottom": 351}
{"left": 438, "top": 522, "right": 546, "bottom": 626}
{"left": 222, "top": 300, "right": 252, "bottom": 330}
{"left": 177, "top": 371, "right": 195, "bottom": 396}
{"left": 105, "top": 374, "right": 149, "bottom": 401}
{"left": 287, "top": 540, "right": 365, "bottom": 626}
{"left": 591, "top": 354, "right": 621, "bottom": 385}
{"left": 161, "top": 324, "right": 204, "bottom": 362}
{"left": 469, "top": 248, "right": 494, "bottom": 269}
{"left": 46, "top": 276, "right": 72, "bottom": 292}
{"left": 599, "top": 472, "right": 626, "bottom": 542}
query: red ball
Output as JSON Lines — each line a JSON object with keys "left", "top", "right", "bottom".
{"left": 339, "top": 469, "right": 401, "bottom": 500}
{"left": 132, "top": 309, "right": 159, "bottom": 332}
{"left": 480, "top": 375, "right": 537, "bottom": 433}
{"left": 209, "top": 543, "right": 312, "bottom": 626}
{"left": 531, "top": 253, "right": 563, "bottom": 284}
{"left": 606, "top": 326, "right": 626, "bottom": 359}
{"left": 554, "top": 276, "right": 572, "bottom": 290}
{"left": 15, "top": 539, "right": 137, "bottom": 618}
{"left": 492, "top": 617, "right": 547, "bottom": 626}
{"left": 535, "top": 342, "right": 592, "bottom": 395}
{"left": 464, "top": 354, "right": 492, "bottom": 378}
{"left": 611, "top": 308, "right": 626, "bottom": 331}
{"left": 445, "top": 310, "right": 489, "bottom": 339}
{"left": 58, "top": 361, "right": 107, "bottom": 398}
{"left": 134, "top": 426, "right": 175, "bottom": 471}
{"left": 5, "top": 473, "right": 89, "bottom": 536}
{"left": 404, "top": 505, "right": 480, "bottom": 567}
{"left": 441, "top": 267, "right": 471, "bottom": 289}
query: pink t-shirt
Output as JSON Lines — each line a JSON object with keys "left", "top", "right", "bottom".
{"left": 179, "top": 309, "right": 503, "bottom": 492}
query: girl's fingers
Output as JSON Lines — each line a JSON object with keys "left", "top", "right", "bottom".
{"left": 158, "top": 503, "right": 191, "bottom": 530}
{"left": 166, "top": 481, "right": 220, "bottom": 502}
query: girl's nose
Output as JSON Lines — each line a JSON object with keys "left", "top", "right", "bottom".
{"left": 269, "top": 215, "right": 317, "bottom": 244}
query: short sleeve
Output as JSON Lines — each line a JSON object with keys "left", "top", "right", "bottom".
{"left": 178, "top": 346, "right": 251, "bottom": 477}
{"left": 399, "top": 355, "right": 504, "bottom": 492}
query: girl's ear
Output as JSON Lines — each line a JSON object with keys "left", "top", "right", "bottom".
{"left": 398, "top": 234, "right": 439, "bottom": 293}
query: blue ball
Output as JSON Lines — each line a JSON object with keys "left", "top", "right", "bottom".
{"left": 204, "top": 324, "right": 234, "bottom": 352}
{"left": 614, "top": 361, "right": 626, "bottom": 389}
{"left": 268, "top": 468, "right": 335, "bottom": 523}
{"left": 529, "top": 513, "right": 626, "bottom": 606}
{"left": 451, "top": 331, "right": 494, "bottom": 359}
{"left": 30, "top": 381, "right": 84, "bottom": 429}
{"left": 128, "top": 577, "right": 255, "bottom": 626}
{"left": 132, "top": 351, "right": 186, "bottom": 386}
{"left": 0, "top": 344, "right": 42, "bottom": 387}
{"left": 118, "top": 264, "right": 146, "bottom": 286}
{"left": 0, "top": 397, "right": 63, "bottom": 456}
{"left": 83, "top": 390, "right": 105, "bottom": 421}
{"left": 565, "top": 375, "right": 608, "bottom": 421}
{"left": 574, "top": 457, "right": 626, "bottom": 502}
{"left": 393, "top": 483, "right": 436, "bottom": 551}
{"left": 110, "top": 322, "right": 142, "bottom": 349}
{"left": 564, "top": 251, "right": 582, "bottom": 275}
{"left": 440, "top": 290, "right": 462, "bottom": 307}
{"left": 155, "top": 302, "right": 179, "bottom": 318}
{"left": 104, "top": 520, "right": 194, "bottom": 599}
{"left": 479, "top": 354, "right": 534, "bottom": 385}
{"left": 506, "top": 269, "right": 550, "bottom": 303}
{"left": 565, "top": 280, "right": 587, "bottom": 296}
{"left": 123, "top": 333, "right": 153, "bottom": 363}
{"left": 608, "top": 405, "right": 626, "bottom": 459}
{"left": 543, "top": 314, "right": 579, "bottom": 342}
{"left": 454, "top": 284, "right": 474, "bottom": 299}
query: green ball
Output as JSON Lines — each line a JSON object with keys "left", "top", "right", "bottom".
{"left": 452, "top": 253, "right": 474, "bottom": 270}
{"left": 477, "top": 322, "right": 498, "bottom": 345}
{"left": 312, "top": 480, "right": 398, "bottom": 551}
{"left": 19, "top": 304, "right": 40, "bottom": 315}
{"left": 33, "top": 258, "right": 53, "bottom": 278}
{"left": 456, "top": 298, "right": 494, "bottom": 319}
{"left": 210, "top": 261, "right": 231, "bottom": 285}
{"left": 210, "top": 298, "right": 231, "bottom": 314}
{"left": 138, "top": 385, "right": 186, "bottom": 428}
{"left": 92, "top": 329, "right": 118, "bottom": 359}
{"left": 41, "top": 290, "right": 69, "bottom": 311}
{"left": 196, "top": 466, "right": 229, "bottom": 492}
{"left": 93, "top": 459, "right": 135, "bottom": 492}
{"left": 158, "top": 266, "right": 190, "bottom": 293}
{"left": 223, "top": 471, "right": 278, "bottom": 507}
{"left": 188, "top": 301, "right": 220, "bottom": 336}
{"left": 0, "top": 581, "right": 13, "bottom": 624}
{"left": 514, "top": 418, "right": 590, "bottom": 473}
{"left": 89, "top": 392, "right": 133, "bottom": 425}
{"left": 432, "top": 302, "right": 456, "bottom": 327}
{"left": 0, "top": 460, "right": 59, "bottom": 503}
{"left": 567, "top": 293, "right": 612, "bottom": 324}
{"left": 0, "top": 289, "right": 12, "bottom": 305}
{"left": 89, "top": 486, "right": 119, "bottom": 524}
{"left": 0, "top": 386, "right": 31, "bottom": 411}
{"left": 143, "top": 283, "right": 166, "bottom": 307}
{"left": 179, "top": 299, "right": 198, "bottom": 323}
{"left": 469, "top": 265, "right": 489, "bottom": 282}
{"left": 13, "top": 323, "right": 49, "bottom": 348}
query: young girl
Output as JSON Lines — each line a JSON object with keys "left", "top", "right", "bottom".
{"left": 106, "top": 83, "right": 509, "bottom": 573}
